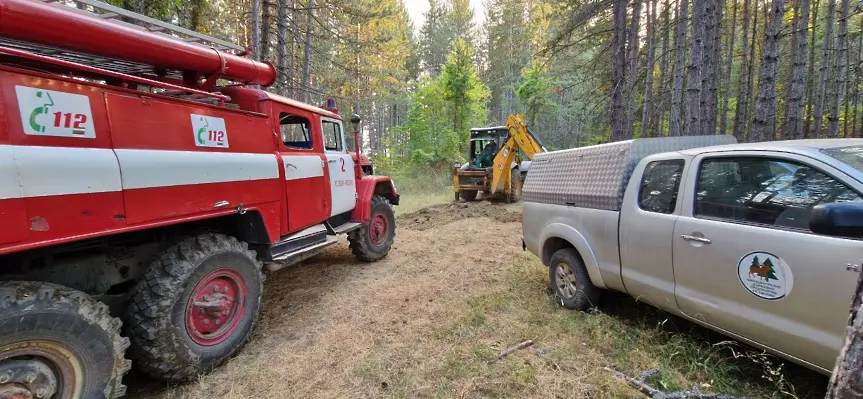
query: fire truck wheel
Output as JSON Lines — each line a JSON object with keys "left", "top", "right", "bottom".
{"left": 349, "top": 195, "right": 396, "bottom": 262}
{"left": 126, "top": 234, "right": 263, "bottom": 381}
{"left": 0, "top": 282, "right": 131, "bottom": 399}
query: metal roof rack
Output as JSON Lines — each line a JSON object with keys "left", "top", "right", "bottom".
{"left": 38, "top": 0, "right": 246, "bottom": 55}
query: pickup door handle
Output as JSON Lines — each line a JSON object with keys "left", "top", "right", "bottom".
{"left": 680, "top": 234, "right": 712, "bottom": 244}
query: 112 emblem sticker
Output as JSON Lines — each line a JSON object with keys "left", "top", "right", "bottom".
{"left": 191, "top": 114, "right": 229, "bottom": 148}
{"left": 15, "top": 86, "right": 96, "bottom": 138}
{"left": 737, "top": 251, "right": 794, "bottom": 300}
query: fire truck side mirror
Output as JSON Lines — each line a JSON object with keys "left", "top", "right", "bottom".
{"left": 350, "top": 114, "right": 361, "bottom": 128}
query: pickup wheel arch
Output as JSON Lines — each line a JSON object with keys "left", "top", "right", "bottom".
{"left": 539, "top": 223, "right": 607, "bottom": 289}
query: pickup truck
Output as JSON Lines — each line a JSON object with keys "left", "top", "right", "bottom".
{"left": 521, "top": 136, "right": 863, "bottom": 374}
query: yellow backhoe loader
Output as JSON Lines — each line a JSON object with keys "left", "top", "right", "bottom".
{"left": 452, "top": 114, "right": 546, "bottom": 203}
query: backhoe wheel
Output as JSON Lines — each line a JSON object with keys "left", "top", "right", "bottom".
{"left": 459, "top": 190, "right": 478, "bottom": 202}
{"left": 506, "top": 169, "right": 522, "bottom": 203}
{"left": 549, "top": 249, "right": 602, "bottom": 310}
{"left": 349, "top": 195, "right": 396, "bottom": 262}
{"left": 0, "top": 282, "right": 131, "bottom": 399}
{"left": 126, "top": 234, "right": 263, "bottom": 381}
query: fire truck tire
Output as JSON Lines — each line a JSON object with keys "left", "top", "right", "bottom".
{"left": 126, "top": 234, "right": 263, "bottom": 381}
{"left": 349, "top": 195, "right": 396, "bottom": 262}
{"left": 0, "top": 282, "right": 131, "bottom": 399}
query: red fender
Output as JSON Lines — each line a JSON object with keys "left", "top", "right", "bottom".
{"left": 351, "top": 176, "right": 399, "bottom": 223}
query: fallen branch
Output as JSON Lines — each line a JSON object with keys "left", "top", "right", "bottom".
{"left": 498, "top": 340, "right": 535, "bottom": 359}
{"left": 606, "top": 368, "right": 743, "bottom": 399}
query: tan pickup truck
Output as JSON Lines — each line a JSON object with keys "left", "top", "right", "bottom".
{"left": 521, "top": 136, "right": 863, "bottom": 374}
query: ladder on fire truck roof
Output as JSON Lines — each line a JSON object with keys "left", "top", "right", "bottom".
{"left": 0, "top": 0, "right": 275, "bottom": 105}
{"left": 39, "top": 0, "right": 246, "bottom": 54}
{"left": 0, "top": 0, "right": 244, "bottom": 79}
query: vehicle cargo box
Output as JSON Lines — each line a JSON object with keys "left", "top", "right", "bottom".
{"left": 523, "top": 135, "right": 737, "bottom": 211}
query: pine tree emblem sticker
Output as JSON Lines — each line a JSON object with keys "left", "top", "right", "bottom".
{"left": 737, "top": 252, "right": 793, "bottom": 300}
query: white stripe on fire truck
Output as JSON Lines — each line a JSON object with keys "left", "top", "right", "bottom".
{"left": 282, "top": 155, "right": 324, "bottom": 181}
{"left": 0, "top": 145, "right": 122, "bottom": 199}
{"left": 0, "top": 146, "right": 281, "bottom": 199}
{"left": 114, "top": 149, "right": 280, "bottom": 189}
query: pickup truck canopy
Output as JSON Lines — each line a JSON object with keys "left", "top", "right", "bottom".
{"left": 523, "top": 135, "right": 737, "bottom": 211}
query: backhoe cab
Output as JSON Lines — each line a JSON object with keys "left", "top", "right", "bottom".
{"left": 452, "top": 114, "right": 546, "bottom": 203}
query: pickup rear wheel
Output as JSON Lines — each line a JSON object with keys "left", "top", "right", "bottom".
{"left": 549, "top": 249, "right": 601, "bottom": 310}
{"left": 126, "top": 234, "right": 263, "bottom": 381}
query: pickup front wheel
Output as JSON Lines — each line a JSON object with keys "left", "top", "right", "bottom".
{"left": 549, "top": 249, "right": 602, "bottom": 310}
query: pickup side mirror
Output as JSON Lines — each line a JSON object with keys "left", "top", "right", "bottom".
{"left": 809, "top": 202, "right": 863, "bottom": 238}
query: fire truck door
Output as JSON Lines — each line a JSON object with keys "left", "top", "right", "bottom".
{"left": 322, "top": 118, "right": 356, "bottom": 217}
{"left": 278, "top": 112, "right": 330, "bottom": 231}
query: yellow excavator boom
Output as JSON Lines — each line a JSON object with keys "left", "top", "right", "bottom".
{"left": 489, "top": 114, "right": 546, "bottom": 195}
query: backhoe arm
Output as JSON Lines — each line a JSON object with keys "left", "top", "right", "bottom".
{"left": 489, "top": 114, "right": 546, "bottom": 194}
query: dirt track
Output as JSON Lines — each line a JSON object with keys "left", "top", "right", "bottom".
{"left": 127, "top": 200, "right": 526, "bottom": 398}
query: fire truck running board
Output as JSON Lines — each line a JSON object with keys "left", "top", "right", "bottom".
{"left": 269, "top": 224, "right": 328, "bottom": 260}
{"left": 265, "top": 236, "right": 339, "bottom": 272}
{"left": 331, "top": 221, "right": 363, "bottom": 234}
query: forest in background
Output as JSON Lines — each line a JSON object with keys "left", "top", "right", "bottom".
{"left": 103, "top": 0, "right": 863, "bottom": 177}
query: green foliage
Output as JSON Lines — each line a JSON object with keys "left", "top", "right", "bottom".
{"left": 396, "top": 39, "right": 490, "bottom": 169}
{"left": 516, "top": 60, "right": 557, "bottom": 126}
{"left": 441, "top": 38, "right": 491, "bottom": 142}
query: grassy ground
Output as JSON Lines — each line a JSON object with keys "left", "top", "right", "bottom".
{"left": 129, "top": 196, "right": 827, "bottom": 399}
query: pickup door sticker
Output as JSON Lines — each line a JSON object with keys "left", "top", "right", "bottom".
{"left": 15, "top": 86, "right": 96, "bottom": 138}
{"left": 737, "top": 251, "right": 793, "bottom": 300}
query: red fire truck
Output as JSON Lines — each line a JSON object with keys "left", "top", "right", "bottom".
{"left": 0, "top": 1, "right": 399, "bottom": 397}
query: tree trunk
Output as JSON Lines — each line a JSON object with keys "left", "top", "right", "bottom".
{"left": 720, "top": 0, "right": 739, "bottom": 136}
{"left": 611, "top": 0, "right": 629, "bottom": 142}
{"left": 700, "top": 0, "right": 718, "bottom": 135}
{"left": 750, "top": 0, "right": 784, "bottom": 142}
{"left": 642, "top": 0, "right": 657, "bottom": 138}
{"left": 251, "top": 0, "right": 261, "bottom": 61}
{"left": 804, "top": 0, "right": 820, "bottom": 138}
{"left": 825, "top": 270, "right": 863, "bottom": 398}
{"left": 260, "top": 0, "right": 271, "bottom": 61}
{"left": 815, "top": 0, "right": 836, "bottom": 138}
{"left": 301, "top": 0, "right": 314, "bottom": 103}
{"left": 782, "top": 0, "right": 810, "bottom": 140}
{"left": 855, "top": 24, "right": 863, "bottom": 138}
{"left": 670, "top": 0, "right": 689, "bottom": 137}
{"left": 686, "top": 0, "right": 705, "bottom": 136}
{"left": 732, "top": 0, "right": 753, "bottom": 141}
{"left": 276, "top": 0, "right": 288, "bottom": 95}
{"left": 828, "top": 0, "right": 850, "bottom": 138}
{"left": 627, "top": 0, "right": 641, "bottom": 140}
{"left": 654, "top": 0, "right": 672, "bottom": 135}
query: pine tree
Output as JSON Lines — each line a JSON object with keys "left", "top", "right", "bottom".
{"left": 763, "top": 257, "right": 778, "bottom": 280}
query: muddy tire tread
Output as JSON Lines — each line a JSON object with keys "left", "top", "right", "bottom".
{"left": 126, "top": 234, "right": 262, "bottom": 381}
{"left": 549, "top": 249, "right": 603, "bottom": 310}
{"left": 0, "top": 282, "right": 131, "bottom": 398}
{"left": 349, "top": 195, "right": 395, "bottom": 262}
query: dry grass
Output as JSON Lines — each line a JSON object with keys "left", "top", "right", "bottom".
{"left": 126, "top": 196, "right": 827, "bottom": 399}
{"left": 393, "top": 192, "right": 452, "bottom": 216}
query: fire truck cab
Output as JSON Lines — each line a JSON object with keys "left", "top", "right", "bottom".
{"left": 0, "top": 1, "right": 398, "bottom": 397}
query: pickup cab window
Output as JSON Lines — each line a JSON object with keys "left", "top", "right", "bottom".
{"left": 822, "top": 145, "right": 863, "bottom": 173}
{"left": 638, "top": 160, "right": 685, "bottom": 214}
{"left": 695, "top": 157, "right": 862, "bottom": 230}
